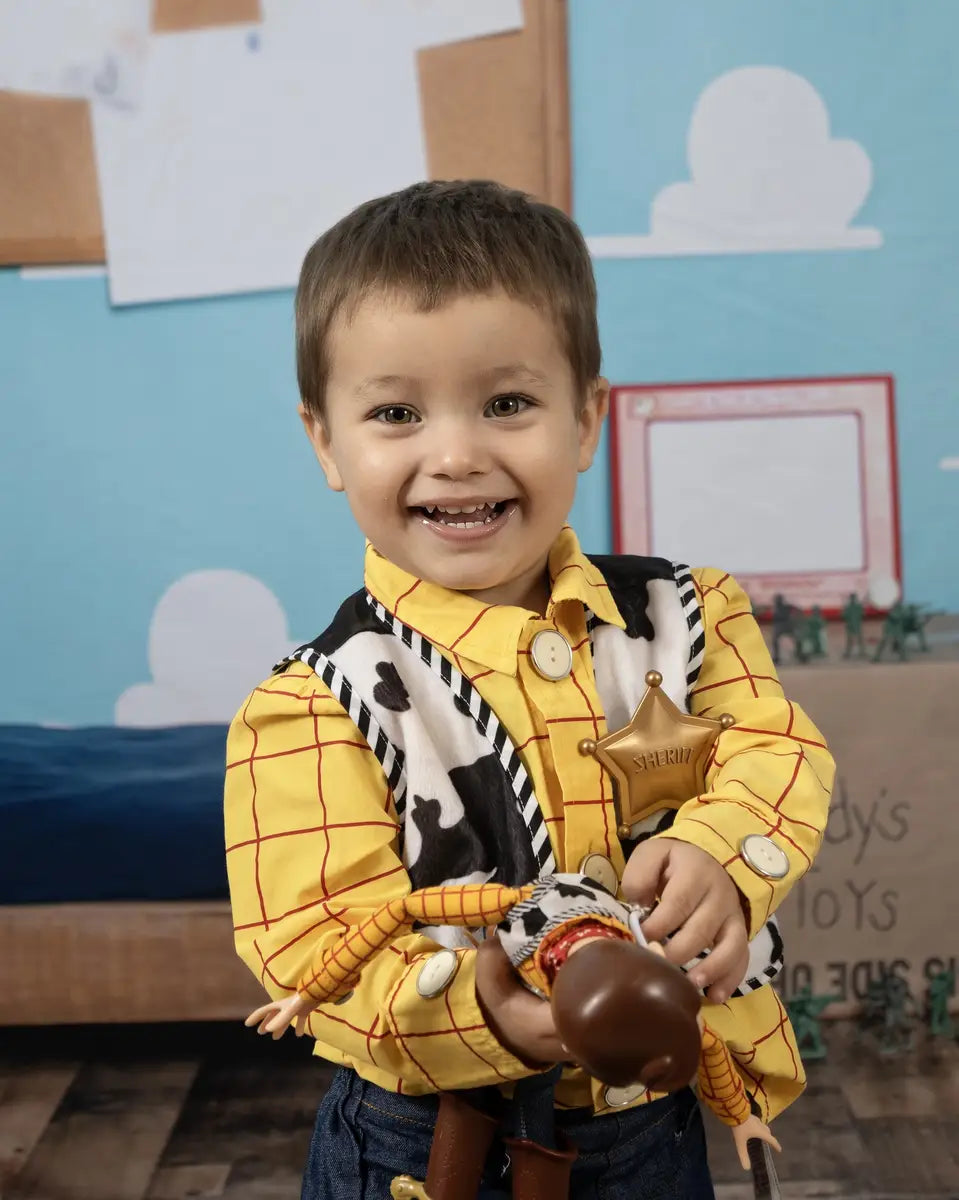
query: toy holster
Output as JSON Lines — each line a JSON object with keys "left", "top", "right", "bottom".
{"left": 391, "top": 1067, "right": 576, "bottom": 1200}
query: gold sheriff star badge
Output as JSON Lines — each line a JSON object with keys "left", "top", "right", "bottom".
{"left": 579, "top": 671, "right": 734, "bottom": 839}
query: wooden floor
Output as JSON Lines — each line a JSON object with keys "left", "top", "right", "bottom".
{"left": 2, "top": 1021, "right": 958, "bottom": 1200}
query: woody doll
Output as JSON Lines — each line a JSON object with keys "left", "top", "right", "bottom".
{"left": 250, "top": 872, "right": 783, "bottom": 1199}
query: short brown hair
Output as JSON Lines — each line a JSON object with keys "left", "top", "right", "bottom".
{"left": 295, "top": 179, "right": 600, "bottom": 418}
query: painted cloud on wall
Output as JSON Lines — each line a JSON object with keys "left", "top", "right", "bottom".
{"left": 587, "top": 66, "right": 882, "bottom": 258}
{"left": 115, "top": 569, "right": 295, "bottom": 726}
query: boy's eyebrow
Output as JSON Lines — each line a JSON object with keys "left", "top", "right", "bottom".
{"left": 479, "top": 364, "right": 551, "bottom": 388}
{"left": 354, "top": 374, "right": 411, "bottom": 396}
{"left": 354, "top": 364, "right": 551, "bottom": 397}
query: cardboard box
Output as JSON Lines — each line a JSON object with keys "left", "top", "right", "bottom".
{"left": 774, "top": 631, "right": 959, "bottom": 1017}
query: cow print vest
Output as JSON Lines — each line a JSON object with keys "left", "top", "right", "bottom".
{"left": 274, "top": 555, "right": 783, "bottom": 998}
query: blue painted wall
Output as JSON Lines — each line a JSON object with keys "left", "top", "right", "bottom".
{"left": 0, "top": 274, "right": 362, "bottom": 724}
{"left": 569, "top": 0, "right": 959, "bottom": 611}
{"left": 2, "top": 0, "right": 957, "bottom": 724}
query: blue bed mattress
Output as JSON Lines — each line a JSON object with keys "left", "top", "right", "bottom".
{"left": 0, "top": 723, "right": 230, "bottom": 904}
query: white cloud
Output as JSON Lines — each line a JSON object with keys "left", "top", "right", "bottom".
{"left": 587, "top": 66, "right": 882, "bottom": 259}
{"left": 115, "top": 570, "right": 295, "bottom": 726}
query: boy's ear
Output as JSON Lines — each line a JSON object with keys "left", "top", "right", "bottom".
{"left": 577, "top": 376, "right": 610, "bottom": 473}
{"left": 298, "top": 403, "right": 344, "bottom": 492}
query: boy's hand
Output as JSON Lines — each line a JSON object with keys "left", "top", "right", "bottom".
{"left": 474, "top": 936, "right": 566, "bottom": 1067}
{"left": 622, "top": 838, "right": 749, "bottom": 1004}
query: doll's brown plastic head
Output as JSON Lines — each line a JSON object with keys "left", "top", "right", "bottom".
{"left": 550, "top": 938, "right": 701, "bottom": 1091}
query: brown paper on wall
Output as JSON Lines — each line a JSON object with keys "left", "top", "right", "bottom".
{"left": 774, "top": 658, "right": 959, "bottom": 1016}
{"left": 0, "top": 91, "right": 105, "bottom": 264}
{"left": 152, "top": 0, "right": 262, "bottom": 33}
{"left": 0, "top": 0, "right": 569, "bottom": 266}
{"left": 418, "top": 0, "right": 570, "bottom": 210}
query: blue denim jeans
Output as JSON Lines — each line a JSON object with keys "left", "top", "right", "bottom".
{"left": 301, "top": 1067, "right": 715, "bottom": 1199}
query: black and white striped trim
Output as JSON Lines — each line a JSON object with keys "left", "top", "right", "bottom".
{"left": 672, "top": 561, "right": 706, "bottom": 696}
{"left": 275, "top": 646, "right": 408, "bottom": 820}
{"left": 669, "top": 916, "right": 783, "bottom": 998}
{"left": 365, "top": 593, "right": 556, "bottom": 876}
{"left": 732, "top": 917, "right": 785, "bottom": 996}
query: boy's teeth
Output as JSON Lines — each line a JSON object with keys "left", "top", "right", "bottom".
{"left": 422, "top": 501, "right": 502, "bottom": 526}
{"left": 428, "top": 502, "right": 494, "bottom": 515}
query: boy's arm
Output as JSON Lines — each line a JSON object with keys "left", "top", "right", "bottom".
{"left": 664, "top": 569, "right": 835, "bottom": 937}
{"left": 225, "top": 663, "right": 536, "bottom": 1092}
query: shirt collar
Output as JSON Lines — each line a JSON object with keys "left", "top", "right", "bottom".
{"left": 364, "top": 526, "right": 626, "bottom": 675}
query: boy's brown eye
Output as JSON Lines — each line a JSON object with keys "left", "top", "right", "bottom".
{"left": 488, "top": 395, "right": 528, "bottom": 418}
{"left": 377, "top": 405, "right": 415, "bottom": 424}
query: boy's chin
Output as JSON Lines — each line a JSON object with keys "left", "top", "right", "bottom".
{"left": 429, "top": 567, "right": 503, "bottom": 592}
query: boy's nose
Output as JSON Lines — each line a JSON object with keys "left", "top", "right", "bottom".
{"left": 425, "top": 424, "right": 491, "bottom": 479}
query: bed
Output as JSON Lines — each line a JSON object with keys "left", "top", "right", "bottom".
{"left": 0, "top": 723, "right": 265, "bottom": 1025}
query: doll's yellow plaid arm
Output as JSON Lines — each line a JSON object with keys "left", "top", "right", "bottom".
{"left": 298, "top": 884, "right": 532, "bottom": 1003}
{"left": 698, "top": 1021, "right": 751, "bottom": 1127}
{"left": 225, "top": 665, "right": 536, "bottom": 1093}
{"left": 664, "top": 570, "right": 835, "bottom": 936}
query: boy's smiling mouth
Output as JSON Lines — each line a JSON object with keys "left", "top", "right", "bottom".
{"left": 410, "top": 499, "right": 517, "bottom": 534}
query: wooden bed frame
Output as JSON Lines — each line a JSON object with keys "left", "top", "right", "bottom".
{"left": 0, "top": 901, "right": 265, "bottom": 1025}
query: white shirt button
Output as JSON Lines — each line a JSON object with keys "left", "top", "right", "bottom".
{"left": 416, "top": 948, "right": 460, "bottom": 998}
{"left": 530, "top": 630, "right": 573, "bottom": 681}
{"left": 604, "top": 1083, "right": 645, "bottom": 1107}
{"left": 579, "top": 853, "right": 619, "bottom": 896}
{"left": 739, "top": 834, "right": 790, "bottom": 880}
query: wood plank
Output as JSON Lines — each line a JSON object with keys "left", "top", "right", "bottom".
{"left": 706, "top": 1069, "right": 871, "bottom": 1187}
{"left": 218, "top": 1179, "right": 303, "bottom": 1200}
{"left": 154, "top": 1051, "right": 326, "bottom": 1200}
{"left": 0, "top": 1062, "right": 79, "bottom": 1188}
{"left": 710, "top": 1185, "right": 849, "bottom": 1195}
{"left": 856, "top": 1116, "right": 959, "bottom": 1193}
{"left": 146, "top": 1163, "right": 231, "bottom": 1199}
{"left": 7, "top": 1060, "right": 198, "bottom": 1200}
{"left": 0, "top": 902, "right": 266, "bottom": 1026}
{"left": 157, "top": 1065, "right": 321, "bottom": 1190}
{"left": 714, "top": 1186, "right": 846, "bottom": 1199}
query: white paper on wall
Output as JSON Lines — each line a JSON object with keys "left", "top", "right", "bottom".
{"left": 91, "top": 0, "right": 523, "bottom": 305}
{"left": 0, "top": 0, "right": 149, "bottom": 109}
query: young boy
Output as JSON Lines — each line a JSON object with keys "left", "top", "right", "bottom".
{"left": 224, "top": 180, "right": 835, "bottom": 1199}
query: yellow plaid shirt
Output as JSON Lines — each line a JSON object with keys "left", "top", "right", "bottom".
{"left": 225, "top": 527, "right": 834, "bottom": 1118}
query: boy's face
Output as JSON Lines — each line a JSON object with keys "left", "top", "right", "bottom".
{"left": 301, "top": 290, "right": 607, "bottom": 611}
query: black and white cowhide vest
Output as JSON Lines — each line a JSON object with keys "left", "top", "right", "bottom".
{"left": 275, "top": 555, "right": 783, "bottom": 997}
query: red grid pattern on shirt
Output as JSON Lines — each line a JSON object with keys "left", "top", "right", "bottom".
{"left": 225, "top": 562, "right": 830, "bottom": 1110}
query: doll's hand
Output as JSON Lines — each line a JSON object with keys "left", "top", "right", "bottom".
{"left": 245, "top": 993, "right": 313, "bottom": 1040}
{"left": 622, "top": 838, "right": 748, "bottom": 1004}
{"left": 731, "top": 1114, "right": 782, "bottom": 1170}
{"left": 475, "top": 937, "right": 567, "bottom": 1068}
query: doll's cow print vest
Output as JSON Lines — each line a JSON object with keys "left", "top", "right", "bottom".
{"left": 274, "top": 555, "right": 783, "bottom": 998}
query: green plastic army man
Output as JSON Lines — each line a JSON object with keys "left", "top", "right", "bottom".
{"left": 785, "top": 986, "right": 838, "bottom": 1060}
{"left": 872, "top": 602, "right": 909, "bottom": 662}
{"left": 902, "top": 604, "right": 931, "bottom": 653}
{"left": 927, "top": 968, "right": 955, "bottom": 1038}
{"left": 803, "top": 605, "right": 828, "bottom": 659}
{"left": 841, "top": 593, "right": 866, "bottom": 658}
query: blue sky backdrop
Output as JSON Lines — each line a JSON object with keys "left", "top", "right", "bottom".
{"left": 2, "top": 0, "right": 956, "bottom": 724}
